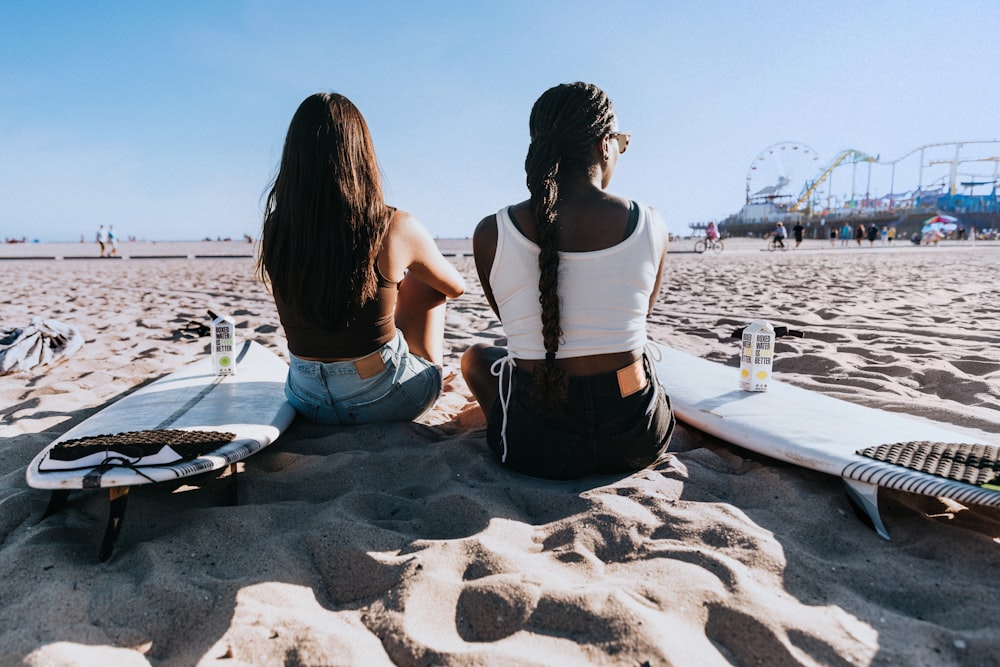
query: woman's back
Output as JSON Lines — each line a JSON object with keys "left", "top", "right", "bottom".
{"left": 260, "top": 91, "right": 463, "bottom": 425}
{"left": 489, "top": 199, "right": 665, "bottom": 375}
{"left": 508, "top": 192, "right": 632, "bottom": 252}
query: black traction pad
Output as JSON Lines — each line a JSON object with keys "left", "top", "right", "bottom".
{"left": 50, "top": 429, "right": 236, "bottom": 462}
{"left": 857, "top": 441, "right": 1000, "bottom": 487}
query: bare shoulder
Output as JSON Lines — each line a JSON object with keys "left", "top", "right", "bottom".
{"left": 473, "top": 214, "right": 498, "bottom": 241}
{"left": 387, "top": 207, "right": 427, "bottom": 239}
{"left": 386, "top": 207, "right": 442, "bottom": 254}
{"left": 381, "top": 208, "right": 434, "bottom": 279}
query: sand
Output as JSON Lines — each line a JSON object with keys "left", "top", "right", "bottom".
{"left": 1, "top": 237, "right": 998, "bottom": 666}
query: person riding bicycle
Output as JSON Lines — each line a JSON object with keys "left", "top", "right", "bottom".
{"left": 773, "top": 221, "right": 787, "bottom": 249}
{"left": 706, "top": 221, "right": 719, "bottom": 241}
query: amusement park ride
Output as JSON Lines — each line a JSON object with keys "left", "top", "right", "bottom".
{"left": 697, "top": 140, "right": 1000, "bottom": 238}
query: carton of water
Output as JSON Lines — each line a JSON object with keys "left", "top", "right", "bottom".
{"left": 739, "top": 320, "right": 774, "bottom": 392}
{"left": 211, "top": 313, "right": 236, "bottom": 376}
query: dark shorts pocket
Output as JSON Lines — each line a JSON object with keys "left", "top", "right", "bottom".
{"left": 601, "top": 384, "right": 675, "bottom": 472}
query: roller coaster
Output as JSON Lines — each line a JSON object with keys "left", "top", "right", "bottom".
{"left": 789, "top": 149, "right": 877, "bottom": 212}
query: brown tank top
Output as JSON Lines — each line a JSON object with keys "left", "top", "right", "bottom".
{"left": 275, "top": 262, "right": 399, "bottom": 359}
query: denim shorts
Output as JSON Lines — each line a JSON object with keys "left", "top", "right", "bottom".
{"left": 285, "top": 331, "right": 442, "bottom": 425}
{"left": 486, "top": 353, "right": 675, "bottom": 480}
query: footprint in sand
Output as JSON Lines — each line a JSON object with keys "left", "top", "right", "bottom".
{"left": 456, "top": 574, "right": 541, "bottom": 641}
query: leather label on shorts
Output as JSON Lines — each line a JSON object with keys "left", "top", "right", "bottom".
{"left": 617, "top": 362, "right": 646, "bottom": 398}
{"left": 354, "top": 351, "right": 387, "bottom": 379}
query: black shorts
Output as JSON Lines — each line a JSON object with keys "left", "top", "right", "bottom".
{"left": 487, "top": 354, "right": 675, "bottom": 480}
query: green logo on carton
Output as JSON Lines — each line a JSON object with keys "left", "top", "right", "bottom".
{"left": 219, "top": 356, "right": 232, "bottom": 367}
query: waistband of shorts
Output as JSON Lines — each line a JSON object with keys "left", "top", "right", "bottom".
{"left": 511, "top": 356, "right": 648, "bottom": 400}
{"left": 289, "top": 332, "right": 402, "bottom": 379}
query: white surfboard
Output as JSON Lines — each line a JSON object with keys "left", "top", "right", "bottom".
{"left": 652, "top": 342, "right": 1000, "bottom": 538}
{"left": 27, "top": 339, "right": 296, "bottom": 560}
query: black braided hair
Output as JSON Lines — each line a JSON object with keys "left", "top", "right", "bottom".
{"left": 524, "top": 83, "right": 615, "bottom": 410}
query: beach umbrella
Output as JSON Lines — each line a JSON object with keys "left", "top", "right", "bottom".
{"left": 921, "top": 222, "right": 958, "bottom": 235}
{"left": 922, "top": 214, "right": 959, "bottom": 234}
{"left": 924, "top": 214, "right": 959, "bottom": 225}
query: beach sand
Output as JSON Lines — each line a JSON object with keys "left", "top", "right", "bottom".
{"left": 1, "top": 238, "right": 998, "bottom": 666}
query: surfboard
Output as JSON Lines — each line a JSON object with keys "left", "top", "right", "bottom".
{"left": 27, "top": 339, "right": 296, "bottom": 560}
{"left": 651, "top": 342, "right": 1000, "bottom": 539}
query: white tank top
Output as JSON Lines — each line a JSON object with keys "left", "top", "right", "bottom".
{"left": 489, "top": 202, "right": 667, "bottom": 359}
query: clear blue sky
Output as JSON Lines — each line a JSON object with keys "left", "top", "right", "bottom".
{"left": 2, "top": 1, "right": 998, "bottom": 242}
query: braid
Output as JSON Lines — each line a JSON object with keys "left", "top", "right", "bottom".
{"left": 524, "top": 83, "right": 615, "bottom": 410}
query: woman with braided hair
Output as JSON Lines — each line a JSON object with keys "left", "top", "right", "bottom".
{"left": 259, "top": 92, "right": 465, "bottom": 424}
{"left": 461, "top": 82, "right": 674, "bottom": 480}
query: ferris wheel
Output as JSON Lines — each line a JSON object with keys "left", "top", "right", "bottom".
{"left": 745, "top": 141, "right": 822, "bottom": 202}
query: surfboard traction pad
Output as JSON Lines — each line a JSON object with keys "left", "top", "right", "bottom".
{"left": 857, "top": 441, "right": 1000, "bottom": 488}
{"left": 48, "top": 429, "right": 236, "bottom": 464}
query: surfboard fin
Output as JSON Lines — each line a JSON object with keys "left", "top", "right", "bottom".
{"left": 842, "top": 479, "right": 891, "bottom": 540}
{"left": 98, "top": 486, "right": 130, "bottom": 562}
{"left": 41, "top": 490, "right": 70, "bottom": 520}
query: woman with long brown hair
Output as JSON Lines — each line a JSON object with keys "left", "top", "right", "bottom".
{"left": 461, "top": 82, "right": 674, "bottom": 479}
{"left": 259, "top": 92, "right": 464, "bottom": 424}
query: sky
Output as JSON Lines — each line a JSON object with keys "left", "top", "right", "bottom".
{"left": 2, "top": 1, "right": 999, "bottom": 242}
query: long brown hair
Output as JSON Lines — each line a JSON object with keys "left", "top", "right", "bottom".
{"left": 257, "top": 93, "right": 391, "bottom": 328}
{"left": 525, "top": 82, "right": 615, "bottom": 409}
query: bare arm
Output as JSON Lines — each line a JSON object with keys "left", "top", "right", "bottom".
{"left": 647, "top": 208, "right": 669, "bottom": 315}
{"left": 472, "top": 214, "right": 501, "bottom": 319}
{"left": 386, "top": 210, "right": 465, "bottom": 298}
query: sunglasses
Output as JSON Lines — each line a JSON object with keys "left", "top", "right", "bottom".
{"left": 609, "top": 131, "right": 631, "bottom": 154}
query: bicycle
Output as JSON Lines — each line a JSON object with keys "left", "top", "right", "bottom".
{"left": 767, "top": 237, "right": 788, "bottom": 252}
{"left": 693, "top": 237, "right": 724, "bottom": 254}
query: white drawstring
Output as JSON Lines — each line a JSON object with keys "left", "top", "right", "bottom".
{"left": 642, "top": 342, "right": 662, "bottom": 409}
{"left": 490, "top": 354, "right": 515, "bottom": 462}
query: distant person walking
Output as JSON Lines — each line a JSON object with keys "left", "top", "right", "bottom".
{"left": 840, "top": 223, "right": 851, "bottom": 247}
{"left": 887, "top": 226, "right": 896, "bottom": 245}
{"left": 792, "top": 221, "right": 804, "bottom": 248}
{"left": 854, "top": 223, "right": 865, "bottom": 247}
{"left": 108, "top": 225, "right": 119, "bottom": 257}
{"left": 829, "top": 226, "right": 837, "bottom": 247}
{"left": 96, "top": 225, "right": 109, "bottom": 257}
{"left": 867, "top": 224, "right": 879, "bottom": 246}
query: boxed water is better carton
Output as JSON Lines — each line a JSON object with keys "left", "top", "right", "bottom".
{"left": 211, "top": 313, "right": 236, "bottom": 376}
{"left": 739, "top": 319, "right": 774, "bottom": 392}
